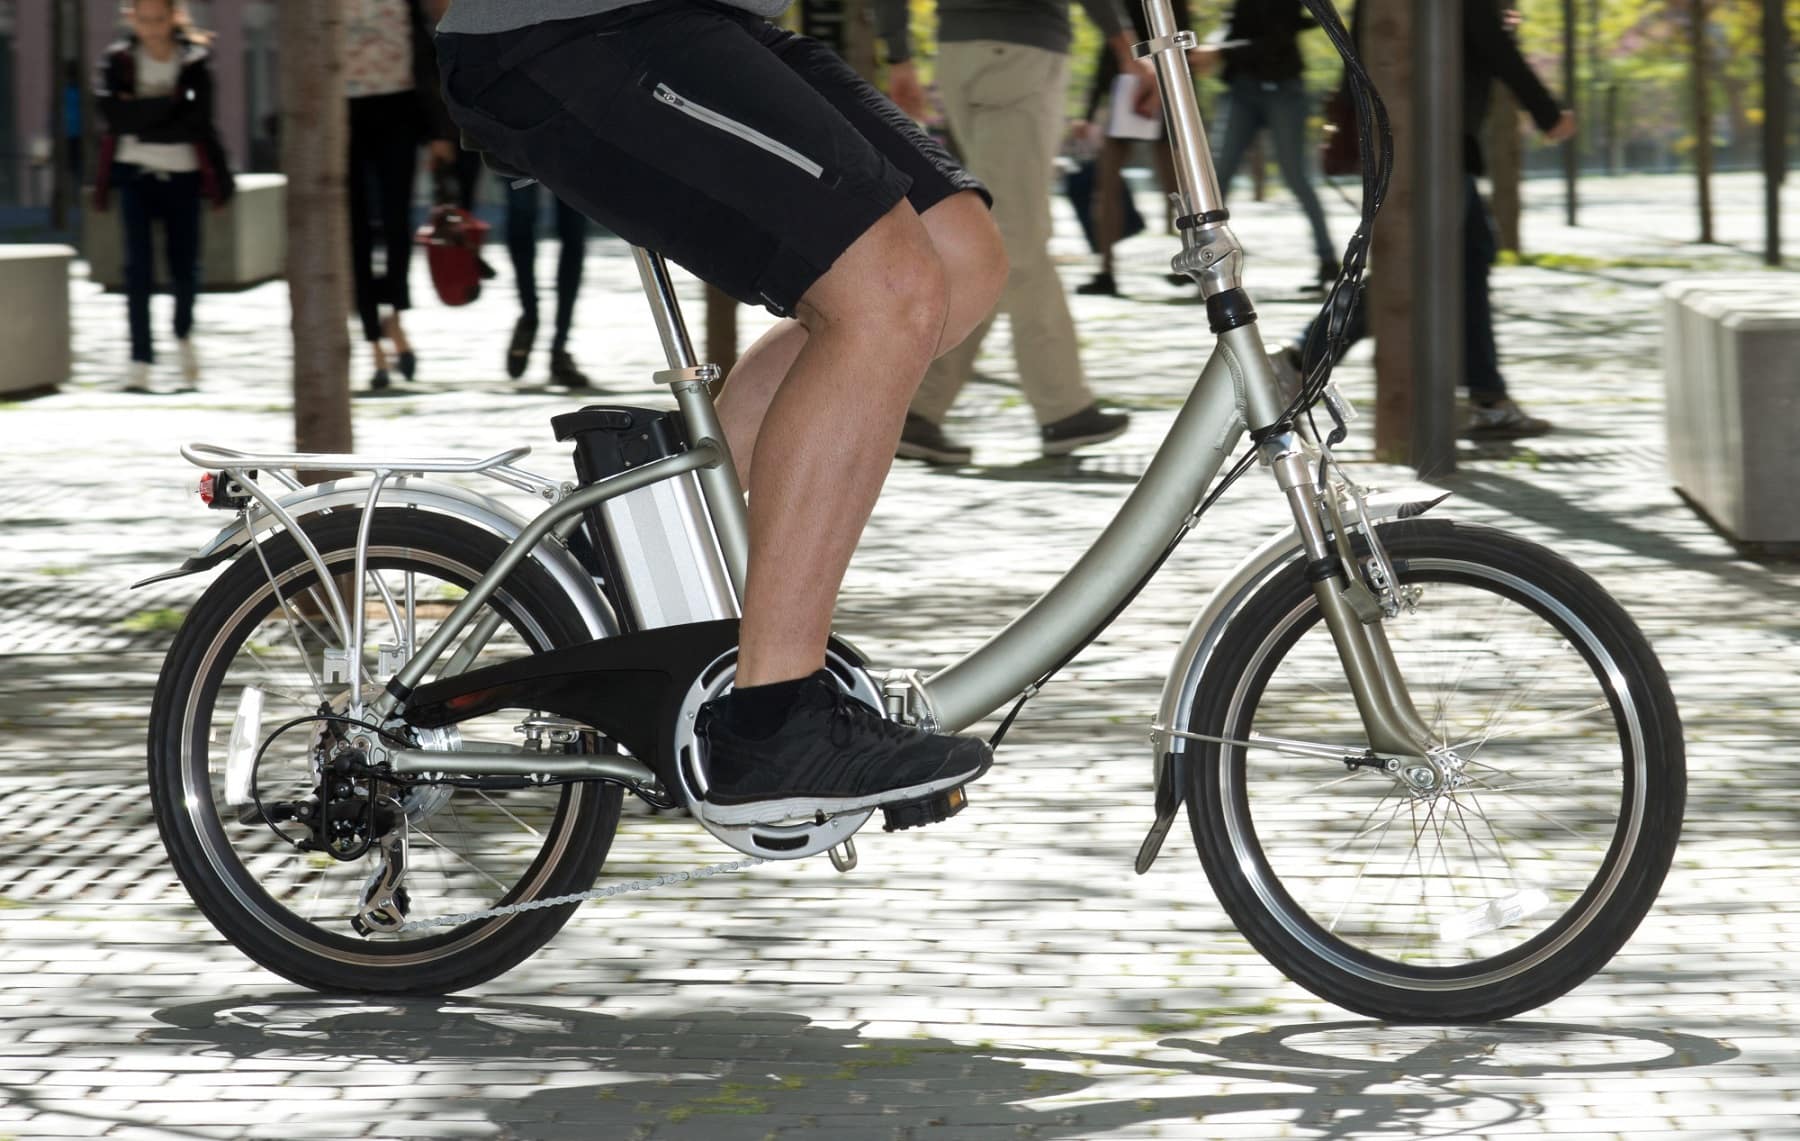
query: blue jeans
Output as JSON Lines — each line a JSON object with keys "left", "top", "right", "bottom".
{"left": 117, "top": 165, "right": 202, "bottom": 364}
{"left": 1213, "top": 75, "right": 1336, "bottom": 266}
{"left": 505, "top": 183, "right": 588, "bottom": 352}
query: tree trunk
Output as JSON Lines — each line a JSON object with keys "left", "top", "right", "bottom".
{"left": 1364, "top": 0, "right": 1416, "bottom": 465}
{"left": 1487, "top": 86, "right": 1524, "bottom": 253}
{"left": 281, "top": 0, "right": 354, "bottom": 459}
{"left": 1693, "top": 0, "right": 1714, "bottom": 244}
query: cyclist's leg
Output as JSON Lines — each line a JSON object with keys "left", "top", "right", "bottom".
{"left": 437, "top": 2, "right": 971, "bottom": 686}
{"left": 714, "top": 25, "right": 1004, "bottom": 487}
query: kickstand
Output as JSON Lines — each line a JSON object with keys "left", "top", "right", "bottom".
{"left": 828, "top": 839, "right": 857, "bottom": 873}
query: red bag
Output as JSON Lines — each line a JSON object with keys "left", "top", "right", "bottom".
{"left": 416, "top": 203, "right": 491, "bottom": 307}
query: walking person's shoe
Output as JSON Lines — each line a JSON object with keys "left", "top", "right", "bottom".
{"left": 176, "top": 339, "right": 201, "bottom": 390}
{"left": 1041, "top": 404, "right": 1130, "bottom": 456}
{"left": 1298, "top": 257, "right": 1343, "bottom": 295}
{"left": 1463, "top": 397, "right": 1552, "bottom": 440}
{"left": 123, "top": 361, "right": 155, "bottom": 394}
{"left": 369, "top": 368, "right": 392, "bottom": 392}
{"left": 506, "top": 315, "right": 537, "bottom": 380}
{"left": 1076, "top": 271, "right": 1119, "bottom": 296}
{"left": 548, "top": 348, "right": 592, "bottom": 388}
{"left": 896, "top": 413, "right": 974, "bottom": 465}
{"left": 697, "top": 670, "right": 993, "bottom": 826}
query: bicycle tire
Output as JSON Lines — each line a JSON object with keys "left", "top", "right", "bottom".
{"left": 148, "top": 509, "right": 622, "bottom": 994}
{"left": 1184, "top": 518, "right": 1684, "bottom": 1021}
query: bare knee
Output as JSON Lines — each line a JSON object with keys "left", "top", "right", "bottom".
{"left": 797, "top": 203, "right": 948, "bottom": 364}
{"left": 921, "top": 191, "right": 1006, "bottom": 353}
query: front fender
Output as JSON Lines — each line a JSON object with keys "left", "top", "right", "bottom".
{"left": 1135, "top": 486, "right": 1449, "bottom": 874}
{"left": 132, "top": 477, "right": 618, "bottom": 639}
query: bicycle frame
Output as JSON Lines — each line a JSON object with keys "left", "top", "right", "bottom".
{"left": 170, "top": 0, "right": 1438, "bottom": 797}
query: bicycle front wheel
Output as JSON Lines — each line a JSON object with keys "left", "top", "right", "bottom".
{"left": 1184, "top": 518, "right": 1684, "bottom": 1021}
{"left": 148, "top": 510, "right": 622, "bottom": 995}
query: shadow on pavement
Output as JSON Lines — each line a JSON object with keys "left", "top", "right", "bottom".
{"left": 107, "top": 995, "right": 1738, "bottom": 1139}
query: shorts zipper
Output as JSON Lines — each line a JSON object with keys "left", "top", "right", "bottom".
{"left": 651, "top": 83, "right": 825, "bottom": 180}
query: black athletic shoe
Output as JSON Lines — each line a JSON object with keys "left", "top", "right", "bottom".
{"left": 895, "top": 412, "right": 973, "bottom": 465}
{"left": 1040, "top": 403, "right": 1130, "bottom": 456}
{"left": 1075, "top": 271, "right": 1119, "bottom": 296}
{"left": 697, "top": 672, "right": 992, "bottom": 826}
{"left": 549, "top": 348, "right": 592, "bottom": 388}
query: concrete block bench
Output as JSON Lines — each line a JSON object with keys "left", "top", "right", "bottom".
{"left": 1662, "top": 275, "right": 1800, "bottom": 548}
{"left": 84, "top": 173, "right": 286, "bottom": 292}
{"left": 0, "top": 245, "right": 75, "bottom": 395}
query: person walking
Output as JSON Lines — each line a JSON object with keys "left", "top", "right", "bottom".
{"left": 502, "top": 183, "right": 594, "bottom": 387}
{"left": 93, "top": 0, "right": 232, "bottom": 394}
{"left": 447, "top": 147, "right": 594, "bottom": 387}
{"left": 1074, "top": 0, "right": 1191, "bottom": 298}
{"left": 1203, "top": 0, "right": 1339, "bottom": 292}
{"left": 346, "top": 0, "right": 456, "bottom": 392}
{"left": 1272, "top": 0, "right": 1575, "bottom": 441}
{"left": 879, "top": 0, "right": 1147, "bottom": 466}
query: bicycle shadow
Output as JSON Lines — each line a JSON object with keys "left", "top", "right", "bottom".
{"left": 136, "top": 994, "right": 1737, "bottom": 1139}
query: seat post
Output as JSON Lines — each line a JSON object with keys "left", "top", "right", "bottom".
{"left": 632, "top": 247, "right": 699, "bottom": 370}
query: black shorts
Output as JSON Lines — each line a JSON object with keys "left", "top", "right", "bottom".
{"left": 436, "top": 0, "right": 988, "bottom": 317}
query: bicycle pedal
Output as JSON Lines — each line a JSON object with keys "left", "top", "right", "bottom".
{"left": 881, "top": 785, "right": 970, "bottom": 832}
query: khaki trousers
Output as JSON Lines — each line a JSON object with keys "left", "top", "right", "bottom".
{"left": 910, "top": 40, "right": 1095, "bottom": 427}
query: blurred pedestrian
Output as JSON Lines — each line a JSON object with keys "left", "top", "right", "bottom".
{"left": 93, "top": 0, "right": 232, "bottom": 393}
{"left": 444, "top": 145, "right": 593, "bottom": 387}
{"left": 1201, "top": 0, "right": 1339, "bottom": 292}
{"left": 502, "top": 184, "right": 594, "bottom": 387}
{"left": 1074, "top": 0, "right": 1191, "bottom": 298}
{"left": 347, "top": 0, "right": 456, "bottom": 391}
{"left": 1273, "top": 0, "right": 1575, "bottom": 441}
{"left": 879, "top": 0, "right": 1149, "bottom": 465}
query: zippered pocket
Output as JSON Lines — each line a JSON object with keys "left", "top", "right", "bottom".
{"left": 649, "top": 82, "right": 825, "bottom": 180}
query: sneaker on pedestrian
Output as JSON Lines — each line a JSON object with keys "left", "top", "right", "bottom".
{"left": 1041, "top": 403, "right": 1130, "bottom": 456}
{"left": 1463, "top": 397, "right": 1552, "bottom": 440}
{"left": 1075, "top": 271, "right": 1119, "bottom": 296}
{"left": 697, "top": 670, "right": 992, "bottom": 826}
{"left": 549, "top": 348, "right": 592, "bottom": 388}
{"left": 123, "top": 361, "right": 155, "bottom": 394}
{"left": 896, "top": 412, "right": 973, "bottom": 465}
{"left": 176, "top": 339, "right": 201, "bottom": 389}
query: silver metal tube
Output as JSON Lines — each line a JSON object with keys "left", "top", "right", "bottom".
{"left": 385, "top": 446, "right": 718, "bottom": 703}
{"left": 1140, "top": 0, "right": 1223, "bottom": 218}
{"left": 234, "top": 469, "right": 353, "bottom": 647}
{"left": 924, "top": 349, "right": 1245, "bottom": 730}
{"left": 390, "top": 749, "right": 658, "bottom": 784}
{"left": 632, "top": 248, "right": 698, "bottom": 368}
{"left": 347, "top": 472, "right": 390, "bottom": 710}
{"left": 671, "top": 379, "right": 750, "bottom": 595}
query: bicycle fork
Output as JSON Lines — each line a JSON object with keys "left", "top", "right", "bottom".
{"left": 1261, "top": 433, "right": 1441, "bottom": 766}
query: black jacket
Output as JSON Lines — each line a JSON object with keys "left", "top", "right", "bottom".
{"left": 92, "top": 33, "right": 231, "bottom": 209}
{"left": 1220, "top": 0, "right": 1315, "bottom": 84}
{"left": 1464, "top": 0, "right": 1563, "bottom": 174}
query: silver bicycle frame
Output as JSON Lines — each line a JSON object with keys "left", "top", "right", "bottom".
{"left": 345, "top": 0, "right": 1434, "bottom": 760}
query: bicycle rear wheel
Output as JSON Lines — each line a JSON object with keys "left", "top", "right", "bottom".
{"left": 148, "top": 510, "right": 622, "bottom": 994}
{"left": 1184, "top": 518, "right": 1684, "bottom": 1021}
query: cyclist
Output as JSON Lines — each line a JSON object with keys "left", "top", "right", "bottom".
{"left": 434, "top": 0, "right": 1009, "bottom": 825}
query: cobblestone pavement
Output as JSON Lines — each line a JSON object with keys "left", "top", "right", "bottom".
{"left": 2, "top": 170, "right": 1798, "bottom": 1139}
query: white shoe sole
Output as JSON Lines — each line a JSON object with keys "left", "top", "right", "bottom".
{"left": 704, "top": 769, "right": 979, "bottom": 827}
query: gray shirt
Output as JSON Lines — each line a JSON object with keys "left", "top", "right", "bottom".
{"left": 437, "top": 0, "right": 788, "bottom": 34}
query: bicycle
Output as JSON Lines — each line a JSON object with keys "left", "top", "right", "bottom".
{"left": 142, "top": 0, "right": 1684, "bottom": 1022}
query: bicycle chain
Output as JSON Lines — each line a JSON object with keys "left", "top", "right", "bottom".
{"left": 393, "top": 856, "right": 768, "bottom": 933}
